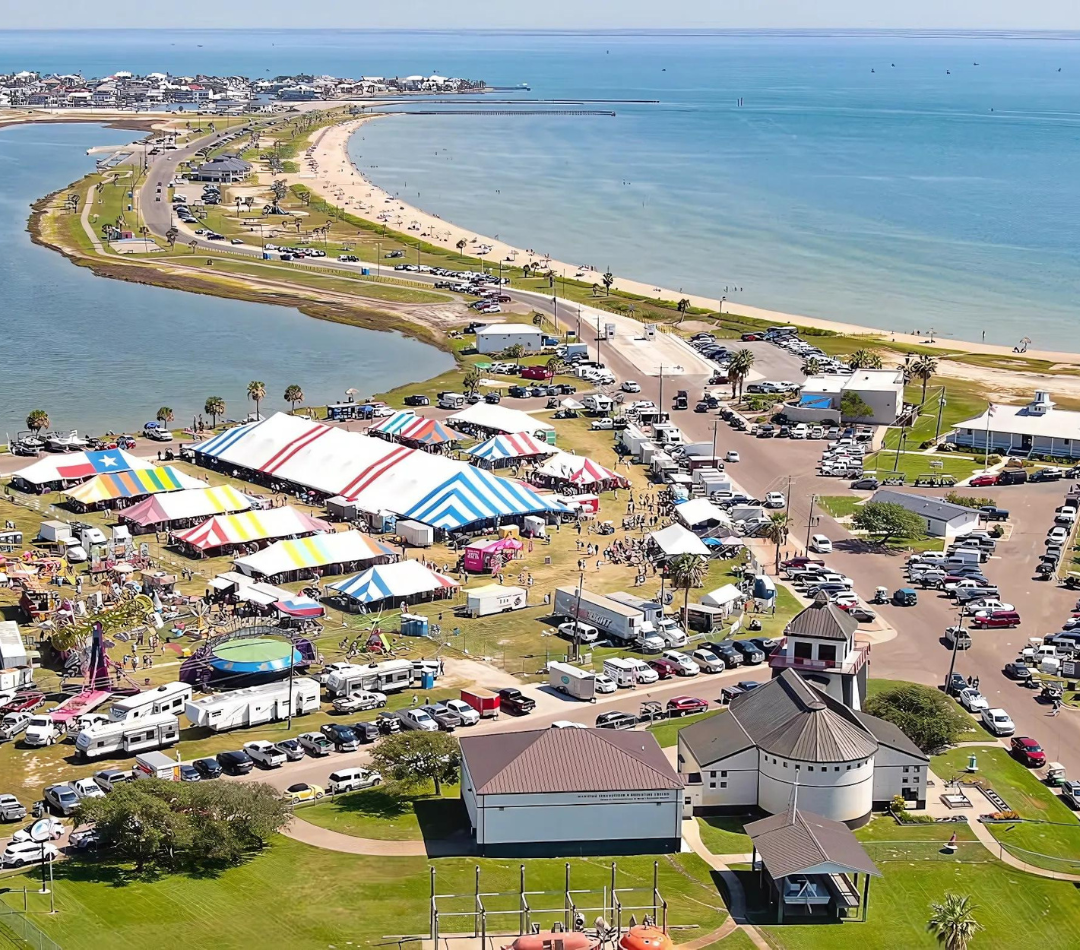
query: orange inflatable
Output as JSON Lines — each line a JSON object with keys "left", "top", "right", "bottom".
{"left": 619, "top": 925, "right": 673, "bottom": 950}
{"left": 504, "top": 933, "right": 597, "bottom": 950}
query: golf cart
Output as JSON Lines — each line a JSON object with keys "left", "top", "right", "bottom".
{"left": 1046, "top": 762, "right": 1067, "bottom": 786}
{"left": 872, "top": 586, "right": 889, "bottom": 604}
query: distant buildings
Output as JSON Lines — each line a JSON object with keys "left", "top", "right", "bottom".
{"left": 192, "top": 154, "right": 252, "bottom": 183}
{"left": 475, "top": 324, "right": 544, "bottom": 355}
{"left": 950, "top": 390, "right": 1080, "bottom": 459}
{"left": 787, "top": 369, "right": 905, "bottom": 426}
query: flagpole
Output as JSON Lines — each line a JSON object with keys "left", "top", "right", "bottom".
{"left": 984, "top": 402, "right": 993, "bottom": 473}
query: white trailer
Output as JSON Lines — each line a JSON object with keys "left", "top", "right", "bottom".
{"left": 554, "top": 586, "right": 644, "bottom": 643}
{"left": 184, "top": 677, "right": 320, "bottom": 732}
{"left": 134, "top": 750, "right": 180, "bottom": 781}
{"left": 75, "top": 713, "right": 180, "bottom": 760}
{"left": 548, "top": 662, "right": 596, "bottom": 702}
{"left": 108, "top": 682, "right": 192, "bottom": 723}
{"left": 583, "top": 394, "right": 614, "bottom": 414}
{"left": 324, "top": 659, "right": 414, "bottom": 698}
{"left": 465, "top": 584, "right": 528, "bottom": 618}
{"left": 397, "top": 519, "right": 434, "bottom": 547}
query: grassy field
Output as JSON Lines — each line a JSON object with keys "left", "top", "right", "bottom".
{"left": 19, "top": 840, "right": 728, "bottom": 950}
{"left": 298, "top": 783, "right": 466, "bottom": 841}
{"left": 932, "top": 746, "right": 1080, "bottom": 872}
{"left": 697, "top": 816, "right": 753, "bottom": 855}
{"left": 649, "top": 709, "right": 723, "bottom": 748}
{"left": 817, "top": 496, "right": 861, "bottom": 520}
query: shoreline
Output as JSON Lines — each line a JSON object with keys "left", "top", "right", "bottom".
{"left": 300, "top": 115, "right": 1080, "bottom": 367}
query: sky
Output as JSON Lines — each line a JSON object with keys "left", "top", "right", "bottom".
{"left": 4, "top": 1, "right": 1080, "bottom": 31}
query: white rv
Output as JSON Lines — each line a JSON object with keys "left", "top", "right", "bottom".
{"left": 75, "top": 713, "right": 180, "bottom": 760}
{"left": 108, "top": 682, "right": 192, "bottom": 723}
{"left": 184, "top": 678, "right": 320, "bottom": 732}
{"left": 324, "top": 659, "right": 414, "bottom": 698}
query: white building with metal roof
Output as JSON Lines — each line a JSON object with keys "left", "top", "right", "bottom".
{"left": 869, "top": 489, "right": 980, "bottom": 538}
{"left": 950, "top": 391, "right": 1080, "bottom": 459}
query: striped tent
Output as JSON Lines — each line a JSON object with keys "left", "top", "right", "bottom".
{"left": 535, "top": 451, "right": 629, "bottom": 489}
{"left": 329, "top": 560, "right": 458, "bottom": 606}
{"left": 403, "top": 467, "right": 563, "bottom": 531}
{"left": 370, "top": 411, "right": 460, "bottom": 447}
{"left": 171, "top": 506, "right": 331, "bottom": 554}
{"left": 233, "top": 529, "right": 395, "bottom": 581}
{"left": 465, "top": 432, "right": 556, "bottom": 466}
{"left": 120, "top": 485, "right": 252, "bottom": 531}
{"left": 64, "top": 466, "right": 205, "bottom": 507}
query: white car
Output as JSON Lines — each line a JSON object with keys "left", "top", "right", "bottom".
{"left": 69, "top": 777, "right": 106, "bottom": 801}
{"left": 558, "top": 621, "right": 599, "bottom": 643}
{"left": 594, "top": 674, "right": 618, "bottom": 694}
{"left": 966, "top": 601, "right": 1015, "bottom": 616}
{"left": 662, "top": 650, "right": 700, "bottom": 676}
{"left": 810, "top": 534, "right": 832, "bottom": 554}
{"left": 981, "top": 707, "right": 1015, "bottom": 736}
{"left": 958, "top": 688, "right": 989, "bottom": 712}
{"left": 621, "top": 380, "right": 641, "bottom": 393}
{"left": 725, "top": 451, "right": 740, "bottom": 463}
{"left": 332, "top": 690, "right": 388, "bottom": 713}
{"left": 790, "top": 424, "right": 809, "bottom": 439}
{"left": 764, "top": 492, "right": 786, "bottom": 508}
{"left": 439, "top": 699, "right": 480, "bottom": 725}
{"left": 590, "top": 418, "right": 614, "bottom": 430}
{"left": 243, "top": 741, "right": 287, "bottom": 768}
{"left": 2, "top": 841, "right": 59, "bottom": 868}
{"left": 551, "top": 720, "right": 588, "bottom": 729}
{"left": 12, "top": 817, "right": 63, "bottom": 843}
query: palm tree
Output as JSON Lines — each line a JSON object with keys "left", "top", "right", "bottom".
{"left": 155, "top": 407, "right": 174, "bottom": 427}
{"left": 803, "top": 357, "right": 822, "bottom": 376}
{"left": 532, "top": 312, "right": 545, "bottom": 328}
{"left": 727, "top": 348, "right": 756, "bottom": 401}
{"left": 602, "top": 271, "right": 614, "bottom": 296}
{"left": 763, "top": 512, "right": 791, "bottom": 572}
{"left": 545, "top": 355, "right": 566, "bottom": 376}
{"left": 284, "top": 384, "right": 305, "bottom": 413}
{"left": 927, "top": 894, "right": 982, "bottom": 950}
{"left": 25, "top": 409, "right": 49, "bottom": 433}
{"left": 247, "top": 380, "right": 266, "bottom": 420}
{"left": 591, "top": 283, "right": 600, "bottom": 297}
{"left": 667, "top": 554, "right": 708, "bottom": 617}
{"left": 912, "top": 354, "right": 939, "bottom": 403}
{"left": 676, "top": 298, "right": 691, "bottom": 319}
{"left": 456, "top": 238, "right": 467, "bottom": 260}
{"left": 463, "top": 367, "right": 482, "bottom": 395}
{"left": 189, "top": 240, "right": 197, "bottom": 254}
{"left": 849, "top": 348, "right": 883, "bottom": 370}
{"left": 204, "top": 396, "right": 225, "bottom": 429}
{"left": 165, "top": 226, "right": 178, "bottom": 248}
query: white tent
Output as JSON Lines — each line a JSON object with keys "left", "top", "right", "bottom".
{"left": 12, "top": 449, "right": 154, "bottom": 489}
{"left": 447, "top": 402, "right": 555, "bottom": 436}
{"left": 674, "top": 499, "right": 732, "bottom": 529}
{"left": 648, "top": 523, "right": 711, "bottom": 557}
{"left": 701, "top": 584, "right": 745, "bottom": 611}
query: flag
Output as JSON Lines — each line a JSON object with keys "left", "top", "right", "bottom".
{"left": 987, "top": 403, "right": 996, "bottom": 416}
{"left": 56, "top": 451, "right": 126, "bottom": 480}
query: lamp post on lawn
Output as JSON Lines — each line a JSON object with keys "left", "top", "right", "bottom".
{"left": 944, "top": 604, "right": 965, "bottom": 698}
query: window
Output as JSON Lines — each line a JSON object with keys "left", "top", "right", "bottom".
{"left": 720, "top": 782, "right": 727, "bottom": 789}
{"left": 808, "top": 766, "right": 814, "bottom": 772}
{"left": 904, "top": 767, "right": 910, "bottom": 773}
{"left": 794, "top": 641, "right": 813, "bottom": 659}
{"left": 818, "top": 644, "right": 836, "bottom": 663}
{"left": 783, "top": 761, "right": 788, "bottom": 769}
{"left": 709, "top": 771, "right": 717, "bottom": 779}
{"left": 709, "top": 782, "right": 716, "bottom": 789}
{"left": 721, "top": 771, "right": 728, "bottom": 778}
{"left": 834, "top": 767, "right": 839, "bottom": 772}
{"left": 845, "top": 765, "right": 851, "bottom": 770}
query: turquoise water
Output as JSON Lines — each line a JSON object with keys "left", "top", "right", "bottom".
{"left": 0, "top": 122, "right": 452, "bottom": 436}
{"left": 0, "top": 30, "right": 1078, "bottom": 349}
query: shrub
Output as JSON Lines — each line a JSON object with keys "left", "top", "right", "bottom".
{"left": 945, "top": 492, "right": 996, "bottom": 509}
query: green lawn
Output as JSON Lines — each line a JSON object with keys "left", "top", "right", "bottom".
{"left": 649, "top": 710, "right": 723, "bottom": 748}
{"left": 24, "top": 839, "right": 727, "bottom": 950}
{"left": 932, "top": 747, "right": 1080, "bottom": 872}
{"left": 862, "top": 451, "right": 980, "bottom": 481}
{"left": 854, "top": 816, "right": 976, "bottom": 843}
{"left": 298, "top": 783, "right": 466, "bottom": 841}
{"left": 697, "top": 816, "right": 752, "bottom": 855}
{"left": 818, "top": 496, "right": 861, "bottom": 519}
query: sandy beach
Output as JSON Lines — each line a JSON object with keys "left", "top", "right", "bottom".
{"left": 291, "top": 116, "right": 1080, "bottom": 368}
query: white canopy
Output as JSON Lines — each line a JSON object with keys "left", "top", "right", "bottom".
{"left": 702, "top": 584, "right": 744, "bottom": 608}
{"left": 674, "top": 499, "right": 732, "bottom": 529}
{"left": 648, "top": 523, "right": 711, "bottom": 557}
{"left": 448, "top": 402, "right": 555, "bottom": 435}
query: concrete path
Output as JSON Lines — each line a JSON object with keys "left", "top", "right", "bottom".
{"left": 966, "top": 816, "right": 1080, "bottom": 882}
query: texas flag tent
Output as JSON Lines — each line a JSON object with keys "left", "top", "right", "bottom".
{"left": 63, "top": 465, "right": 204, "bottom": 510}
{"left": 465, "top": 433, "right": 556, "bottom": 469}
{"left": 12, "top": 449, "right": 155, "bottom": 493}
{"left": 171, "top": 506, "right": 331, "bottom": 557}
{"left": 273, "top": 593, "right": 325, "bottom": 619}
{"left": 534, "top": 451, "right": 629, "bottom": 491}
{"left": 329, "top": 560, "right": 458, "bottom": 609}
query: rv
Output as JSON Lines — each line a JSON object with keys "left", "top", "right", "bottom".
{"left": 324, "top": 659, "right": 414, "bottom": 698}
{"left": 75, "top": 713, "right": 180, "bottom": 760}
{"left": 438, "top": 392, "right": 466, "bottom": 410}
{"left": 184, "top": 677, "right": 320, "bottom": 732}
{"left": 108, "top": 682, "right": 192, "bottom": 723}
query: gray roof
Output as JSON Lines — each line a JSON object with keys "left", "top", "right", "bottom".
{"left": 196, "top": 154, "right": 251, "bottom": 173}
{"left": 869, "top": 489, "right": 976, "bottom": 524}
{"left": 747, "top": 805, "right": 881, "bottom": 879}
{"left": 460, "top": 728, "right": 682, "bottom": 796}
{"left": 854, "top": 711, "right": 928, "bottom": 762}
{"left": 784, "top": 593, "right": 859, "bottom": 642}
{"left": 727, "top": 670, "right": 877, "bottom": 763}
{"left": 679, "top": 709, "right": 754, "bottom": 767}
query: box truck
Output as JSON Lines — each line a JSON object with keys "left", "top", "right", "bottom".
{"left": 76, "top": 713, "right": 180, "bottom": 760}
{"left": 554, "top": 586, "right": 645, "bottom": 643}
{"left": 133, "top": 750, "right": 180, "bottom": 781}
{"left": 324, "top": 659, "right": 414, "bottom": 697}
{"left": 396, "top": 519, "right": 434, "bottom": 547}
{"left": 185, "top": 677, "right": 320, "bottom": 732}
{"left": 465, "top": 584, "right": 528, "bottom": 618}
{"left": 548, "top": 662, "right": 596, "bottom": 702}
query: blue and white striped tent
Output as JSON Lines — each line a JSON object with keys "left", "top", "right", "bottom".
{"left": 329, "top": 560, "right": 458, "bottom": 605}
{"left": 403, "top": 467, "right": 566, "bottom": 531}
{"left": 465, "top": 432, "right": 555, "bottom": 464}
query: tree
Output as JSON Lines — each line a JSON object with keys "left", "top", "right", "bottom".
{"left": 726, "top": 348, "right": 756, "bottom": 401}
{"left": 462, "top": 367, "right": 482, "bottom": 395}
{"left": 676, "top": 298, "right": 691, "bottom": 316}
{"left": 803, "top": 357, "right": 821, "bottom": 376}
{"left": 545, "top": 355, "right": 566, "bottom": 376}
{"left": 531, "top": 312, "right": 545, "bottom": 328}
{"left": 247, "top": 380, "right": 266, "bottom": 420}
{"left": 503, "top": 343, "right": 526, "bottom": 360}
{"left": 927, "top": 893, "right": 982, "bottom": 950}
{"left": 912, "top": 354, "right": 939, "bottom": 404}
{"left": 155, "top": 407, "right": 174, "bottom": 426}
{"left": 667, "top": 553, "right": 707, "bottom": 616}
{"left": 455, "top": 238, "right": 467, "bottom": 259}
{"left": 763, "top": 512, "right": 791, "bottom": 572}
{"left": 591, "top": 283, "right": 600, "bottom": 297}
{"left": 840, "top": 390, "right": 874, "bottom": 421}
{"left": 848, "top": 348, "right": 883, "bottom": 370}
{"left": 283, "top": 384, "right": 304, "bottom": 412}
{"left": 189, "top": 239, "right": 197, "bottom": 253}
{"left": 370, "top": 731, "right": 460, "bottom": 795}
{"left": 165, "top": 226, "right": 179, "bottom": 248}
{"left": 25, "top": 409, "right": 49, "bottom": 433}
{"left": 864, "top": 683, "right": 972, "bottom": 752}
{"left": 204, "top": 396, "right": 225, "bottom": 428}
{"left": 850, "top": 501, "right": 925, "bottom": 545}
{"left": 270, "top": 178, "right": 287, "bottom": 208}
{"left": 602, "top": 271, "right": 614, "bottom": 296}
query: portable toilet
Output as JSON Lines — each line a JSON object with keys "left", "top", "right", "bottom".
{"left": 421, "top": 669, "right": 435, "bottom": 690}
{"left": 400, "top": 613, "right": 430, "bottom": 638}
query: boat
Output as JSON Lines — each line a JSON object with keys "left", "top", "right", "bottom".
{"left": 45, "top": 430, "right": 87, "bottom": 452}
{"left": 16, "top": 430, "right": 44, "bottom": 450}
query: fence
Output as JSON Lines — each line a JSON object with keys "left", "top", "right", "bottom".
{"left": 0, "top": 893, "right": 62, "bottom": 950}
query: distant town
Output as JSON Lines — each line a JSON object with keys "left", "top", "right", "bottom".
{"left": 0, "top": 70, "right": 489, "bottom": 110}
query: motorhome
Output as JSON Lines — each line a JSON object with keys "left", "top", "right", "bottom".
{"left": 75, "top": 713, "right": 180, "bottom": 760}
{"left": 108, "top": 682, "right": 192, "bottom": 723}
{"left": 184, "top": 677, "right": 320, "bottom": 732}
{"left": 324, "top": 659, "right": 414, "bottom": 698}
{"left": 438, "top": 392, "right": 466, "bottom": 410}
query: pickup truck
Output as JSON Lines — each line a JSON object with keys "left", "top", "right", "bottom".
{"left": 243, "top": 741, "right": 286, "bottom": 768}
{"left": 979, "top": 506, "right": 1010, "bottom": 522}
{"left": 498, "top": 687, "right": 535, "bottom": 715}
{"left": 396, "top": 708, "right": 439, "bottom": 732}
{"left": 0, "top": 693, "right": 44, "bottom": 716}
{"left": 0, "top": 713, "right": 31, "bottom": 741}
{"left": 0, "top": 795, "right": 26, "bottom": 822}
{"left": 297, "top": 732, "right": 334, "bottom": 757}
{"left": 1062, "top": 780, "right": 1080, "bottom": 810}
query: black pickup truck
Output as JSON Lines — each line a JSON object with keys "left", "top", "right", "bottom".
{"left": 978, "top": 506, "right": 1010, "bottom": 522}
{"left": 497, "top": 688, "right": 535, "bottom": 716}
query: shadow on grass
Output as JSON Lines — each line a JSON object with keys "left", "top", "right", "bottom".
{"left": 48, "top": 848, "right": 259, "bottom": 888}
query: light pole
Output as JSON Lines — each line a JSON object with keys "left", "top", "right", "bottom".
{"left": 376, "top": 240, "right": 381, "bottom": 279}
{"left": 805, "top": 495, "right": 816, "bottom": 548}
{"left": 944, "top": 604, "right": 965, "bottom": 695}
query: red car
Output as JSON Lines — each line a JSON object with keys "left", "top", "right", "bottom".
{"left": 667, "top": 696, "right": 710, "bottom": 717}
{"left": 0, "top": 693, "right": 45, "bottom": 715}
{"left": 741, "top": 332, "right": 763, "bottom": 341}
{"left": 780, "top": 556, "right": 826, "bottom": 570}
{"left": 1010, "top": 736, "right": 1046, "bottom": 767}
{"left": 648, "top": 659, "right": 679, "bottom": 680}
{"left": 971, "top": 610, "right": 1021, "bottom": 629}
{"left": 520, "top": 366, "right": 553, "bottom": 381}
{"left": 969, "top": 473, "right": 999, "bottom": 487}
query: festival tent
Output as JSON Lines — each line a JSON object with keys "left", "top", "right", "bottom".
{"left": 534, "top": 451, "right": 629, "bottom": 490}
{"left": 465, "top": 432, "right": 556, "bottom": 467}
{"left": 647, "top": 523, "right": 711, "bottom": 558}
{"left": 329, "top": 560, "right": 458, "bottom": 608}
{"left": 171, "top": 506, "right": 331, "bottom": 555}
{"left": 463, "top": 536, "right": 523, "bottom": 573}
{"left": 63, "top": 465, "right": 204, "bottom": 508}
{"left": 370, "top": 411, "right": 460, "bottom": 448}
{"left": 447, "top": 402, "right": 556, "bottom": 437}
{"left": 12, "top": 449, "right": 155, "bottom": 491}
{"left": 273, "top": 593, "right": 325, "bottom": 618}
{"left": 674, "top": 498, "right": 733, "bottom": 531}
{"left": 120, "top": 485, "right": 253, "bottom": 533}
{"left": 193, "top": 413, "right": 565, "bottom": 531}
{"left": 232, "top": 529, "right": 395, "bottom": 582}
{"left": 701, "top": 584, "right": 745, "bottom": 613}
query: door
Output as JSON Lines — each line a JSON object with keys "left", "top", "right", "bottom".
{"left": 1022, "top": 434, "right": 1033, "bottom": 451}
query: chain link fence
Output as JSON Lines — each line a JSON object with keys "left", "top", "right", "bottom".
{"left": 0, "top": 896, "right": 62, "bottom": 950}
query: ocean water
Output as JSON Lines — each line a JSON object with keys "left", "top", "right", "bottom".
{"left": 0, "top": 122, "right": 452, "bottom": 436}
{"left": 1, "top": 30, "right": 1078, "bottom": 350}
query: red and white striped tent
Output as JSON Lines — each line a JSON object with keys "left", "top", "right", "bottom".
{"left": 369, "top": 411, "right": 461, "bottom": 449}
{"left": 535, "top": 451, "right": 629, "bottom": 490}
{"left": 465, "top": 432, "right": 556, "bottom": 469}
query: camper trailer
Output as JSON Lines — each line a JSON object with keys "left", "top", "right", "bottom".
{"left": 108, "top": 682, "right": 192, "bottom": 723}
{"left": 184, "top": 678, "right": 320, "bottom": 732}
{"left": 75, "top": 713, "right": 180, "bottom": 760}
{"left": 324, "top": 659, "right": 414, "bottom": 698}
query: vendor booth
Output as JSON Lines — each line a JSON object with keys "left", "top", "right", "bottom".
{"left": 463, "top": 536, "right": 524, "bottom": 573}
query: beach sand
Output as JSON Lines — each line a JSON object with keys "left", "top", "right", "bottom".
{"left": 290, "top": 116, "right": 1080, "bottom": 367}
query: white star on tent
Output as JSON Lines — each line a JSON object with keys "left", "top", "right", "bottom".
{"left": 100, "top": 455, "right": 119, "bottom": 468}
